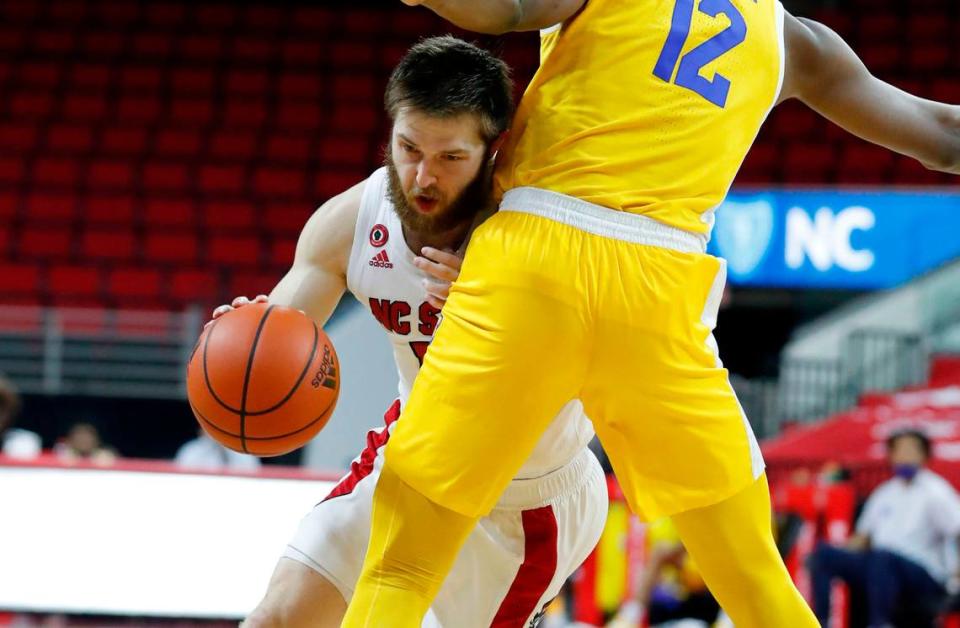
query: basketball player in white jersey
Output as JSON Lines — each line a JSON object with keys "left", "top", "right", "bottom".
{"left": 220, "top": 37, "right": 606, "bottom": 628}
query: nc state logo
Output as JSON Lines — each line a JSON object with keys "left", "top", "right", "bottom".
{"left": 370, "top": 224, "right": 389, "bottom": 247}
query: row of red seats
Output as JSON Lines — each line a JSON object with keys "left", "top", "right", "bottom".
{"left": 0, "top": 159, "right": 365, "bottom": 200}
{"left": 1, "top": 225, "right": 296, "bottom": 268}
{"left": 0, "top": 261, "right": 280, "bottom": 310}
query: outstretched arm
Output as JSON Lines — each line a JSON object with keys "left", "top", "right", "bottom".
{"left": 399, "top": 0, "right": 585, "bottom": 35}
{"left": 781, "top": 12, "right": 960, "bottom": 174}
{"left": 211, "top": 181, "right": 363, "bottom": 327}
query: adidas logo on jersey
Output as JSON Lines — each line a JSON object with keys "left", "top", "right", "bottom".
{"left": 369, "top": 250, "right": 394, "bottom": 269}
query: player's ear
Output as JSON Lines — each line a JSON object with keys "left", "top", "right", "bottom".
{"left": 489, "top": 131, "right": 509, "bottom": 162}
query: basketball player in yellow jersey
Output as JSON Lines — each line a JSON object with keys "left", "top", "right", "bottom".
{"left": 343, "top": 1, "right": 960, "bottom": 626}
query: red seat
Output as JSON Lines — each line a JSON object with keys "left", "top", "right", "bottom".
{"left": 131, "top": 32, "right": 173, "bottom": 60}
{"left": 145, "top": 231, "right": 200, "bottom": 264}
{"left": 0, "top": 122, "right": 40, "bottom": 152}
{"left": 276, "top": 102, "right": 322, "bottom": 131}
{"left": 10, "top": 90, "right": 55, "bottom": 119}
{"left": 46, "top": 124, "right": 94, "bottom": 154}
{"left": 195, "top": 4, "right": 237, "bottom": 29}
{"left": 62, "top": 93, "right": 109, "bottom": 122}
{"left": 0, "top": 191, "right": 18, "bottom": 221}
{"left": 783, "top": 143, "right": 837, "bottom": 184}
{"left": 316, "top": 170, "right": 361, "bottom": 199}
{"left": 81, "top": 228, "right": 137, "bottom": 261}
{"left": 18, "top": 61, "right": 62, "bottom": 88}
{"left": 0, "top": 263, "right": 40, "bottom": 297}
{"left": 319, "top": 137, "right": 369, "bottom": 168}
{"left": 270, "top": 237, "right": 297, "bottom": 267}
{"left": 180, "top": 35, "right": 224, "bottom": 62}
{"left": 19, "top": 226, "right": 73, "bottom": 259}
{"left": 34, "top": 30, "right": 77, "bottom": 55}
{"left": 144, "top": 198, "right": 195, "bottom": 227}
{"left": 243, "top": 5, "right": 284, "bottom": 31}
{"left": 223, "top": 100, "right": 268, "bottom": 127}
{"left": 290, "top": 7, "right": 336, "bottom": 36}
{"left": 169, "top": 268, "right": 219, "bottom": 304}
{"left": 892, "top": 155, "right": 945, "bottom": 185}
{"left": 198, "top": 165, "right": 245, "bottom": 195}
{"left": 116, "top": 95, "right": 162, "bottom": 123}
{"left": 343, "top": 10, "right": 385, "bottom": 37}
{"left": 94, "top": 1, "right": 139, "bottom": 26}
{"left": 228, "top": 271, "right": 281, "bottom": 300}
{"left": 332, "top": 76, "right": 378, "bottom": 103}
{"left": 48, "top": 265, "right": 102, "bottom": 298}
{"left": 838, "top": 143, "right": 895, "bottom": 184}
{"left": 253, "top": 168, "right": 306, "bottom": 198}
{"left": 85, "top": 195, "right": 136, "bottom": 226}
{"left": 278, "top": 72, "right": 322, "bottom": 99}
{"left": 32, "top": 158, "right": 81, "bottom": 187}
{"left": 331, "top": 105, "right": 378, "bottom": 135}
{"left": 281, "top": 40, "right": 323, "bottom": 67}
{"left": 859, "top": 14, "right": 899, "bottom": 40}
{"left": 0, "top": 157, "right": 26, "bottom": 184}
{"left": 100, "top": 126, "right": 150, "bottom": 156}
{"left": 208, "top": 234, "right": 261, "bottom": 266}
{"left": 108, "top": 268, "right": 162, "bottom": 300}
{"left": 81, "top": 30, "right": 125, "bottom": 57}
{"left": 331, "top": 42, "right": 376, "bottom": 69}
{"left": 154, "top": 129, "right": 204, "bottom": 157}
{"left": 120, "top": 65, "right": 163, "bottom": 94}
{"left": 0, "top": 224, "right": 9, "bottom": 258}
{"left": 169, "top": 98, "right": 214, "bottom": 125}
{"left": 909, "top": 45, "right": 949, "bottom": 74}
{"left": 24, "top": 192, "right": 76, "bottom": 222}
{"left": 859, "top": 44, "right": 902, "bottom": 75}
{"left": 266, "top": 135, "right": 311, "bottom": 164}
{"left": 88, "top": 160, "right": 134, "bottom": 190}
{"left": 262, "top": 203, "right": 310, "bottom": 235}
{"left": 203, "top": 200, "right": 256, "bottom": 231}
{"left": 232, "top": 36, "right": 275, "bottom": 63}
{"left": 146, "top": 3, "right": 186, "bottom": 28}
{"left": 736, "top": 142, "right": 778, "bottom": 184}
{"left": 70, "top": 63, "right": 112, "bottom": 89}
{"left": 142, "top": 163, "right": 190, "bottom": 193}
{"left": 226, "top": 69, "right": 270, "bottom": 94}
{"left": 170, "top": 68, "right": 216, "bottom": 96}
{"left": 209, "top": 129, "right": 257, "bottom": 161}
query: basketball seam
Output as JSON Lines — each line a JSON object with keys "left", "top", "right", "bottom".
{"left": 200, "top": 310, "right": 320, "bottom": 417}
{"left": 191, "top": 401, "right": 335, "bottom": 442}
{"left": 239, "top": 305, "right": 275, "bottom": 453}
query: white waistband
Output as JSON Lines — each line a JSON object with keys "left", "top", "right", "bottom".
{"left": 496, "top": 448, "right": 604, "bottom": 510}
{"left": 500, "top": 187, "right": 708, "bottom": 254}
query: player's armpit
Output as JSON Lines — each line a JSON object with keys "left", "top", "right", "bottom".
{"left": 268, "top": 180, "right": 364, "bottom": 326}
{"left": 410, "top": 0, "right": 585, "bottom": 34}
{"left": 781, "top": 12, "right": 960, "bottom": 174}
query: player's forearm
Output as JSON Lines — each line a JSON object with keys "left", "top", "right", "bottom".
{"left": 269, "top": 267, "right": 345, "bottom": 328}
{"left": 411, "top": 0, "right": 522, "bottom": 34}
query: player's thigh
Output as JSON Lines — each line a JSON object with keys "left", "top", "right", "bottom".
{"left": 582, "top": 246, "right": 762, "bottom": 520}
{"left": 388, "top": 211, "right": 592, "bottom": 518}
{"left": 243, "top": 557, "right": 345, "bottom": 628}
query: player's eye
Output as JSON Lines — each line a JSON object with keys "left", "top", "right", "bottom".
{"left": 401, "top": 142, "right": 418, "bottom": 153}
{"left": 443, "top": 154, "right": 462, "bottom": 162}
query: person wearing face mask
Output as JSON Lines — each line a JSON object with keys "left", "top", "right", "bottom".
{"left": 809, "top": 429, "right": 960, "bottom": 628}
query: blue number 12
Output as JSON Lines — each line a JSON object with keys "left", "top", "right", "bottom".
{"left": 653, "top": 0, "right": 748, "bottom": 108}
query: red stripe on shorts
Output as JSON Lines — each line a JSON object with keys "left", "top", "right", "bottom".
{"left": 321, "top": 399, "right": 401, "bottom": 502}
{"left": 490, "top": 505, "right": 559, "bottom": 627}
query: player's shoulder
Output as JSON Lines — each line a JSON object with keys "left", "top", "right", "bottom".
{"left": 918, "top": 469, "right": 957, "bottom": 496}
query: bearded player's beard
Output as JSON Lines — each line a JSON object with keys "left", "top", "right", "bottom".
{"left": 384, "top": 149, "right": 495, "bottom": 236}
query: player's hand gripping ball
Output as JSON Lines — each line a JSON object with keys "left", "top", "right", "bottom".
{"left": 186, "top": 302, "right": 340, "bottom": 456}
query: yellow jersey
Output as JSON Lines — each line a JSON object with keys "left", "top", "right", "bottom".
{"left": 495, "top": 0, "right": 785, "bottom": 235}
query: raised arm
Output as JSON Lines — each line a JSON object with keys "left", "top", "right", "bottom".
{"left": 781, "top": 11, "right": 960, "bottom": 174}
{"left": 266, "top": 181, "right": 363, "bottom": 326}
{"left": 399, "top": 0, "right": 585, "bottom": 35}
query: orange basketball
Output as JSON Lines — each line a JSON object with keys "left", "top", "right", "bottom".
{"left": 186, "top": 303, "right": 340, "bottom": 457}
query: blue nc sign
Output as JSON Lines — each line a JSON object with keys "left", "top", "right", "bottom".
{"left": 708, "top": 190, "right": 960, "bottom": 289}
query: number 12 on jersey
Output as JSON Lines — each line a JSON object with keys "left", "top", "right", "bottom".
{"left": 653, "top": 0, "right": 749, "bottom": 108}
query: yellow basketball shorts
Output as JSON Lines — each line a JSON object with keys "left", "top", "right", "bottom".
{"left": 388, "top": 187, "right": 765, "bottom": 521}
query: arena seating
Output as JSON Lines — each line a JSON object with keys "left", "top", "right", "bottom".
{"left": 0, "top": 0, "right": 956, "bottom": 310}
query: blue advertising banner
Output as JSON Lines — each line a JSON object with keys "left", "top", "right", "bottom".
{"left": 709, "top": 190, "right": 960, "bottom": 289}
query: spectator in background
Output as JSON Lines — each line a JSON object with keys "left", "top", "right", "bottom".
{"left": 809, "top": 429, "right": 960, "bottom": 627}
{"left": 609, "top": 518, "right": 720, "bottom": 628}
{"left": 54, "top": 422, "right": 117, "bottom": 466}
{"left": 0, "top": 374, "right": 41, "bottom": 459}
{"left": 175, "top": 428, "right": 261, "bottom": 472}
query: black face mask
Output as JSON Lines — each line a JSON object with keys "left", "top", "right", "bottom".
{"left": 384, "top": 147, "right": 494, "bottom": 236}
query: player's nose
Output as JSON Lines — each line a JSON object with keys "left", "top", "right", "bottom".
{"left": 415, "top": 161, "right": 437, "bottom": 188}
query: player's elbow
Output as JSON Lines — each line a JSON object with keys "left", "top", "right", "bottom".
{"left": 923, "top": 107, "right": 960, "bottom": 174}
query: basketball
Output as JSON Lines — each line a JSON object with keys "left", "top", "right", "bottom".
{"left": 186, "top": 303, "right": 340, "bottom": 457}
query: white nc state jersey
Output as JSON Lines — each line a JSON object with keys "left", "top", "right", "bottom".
{"left": 345, "top": 168, "right": 595, "bottom": 478}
